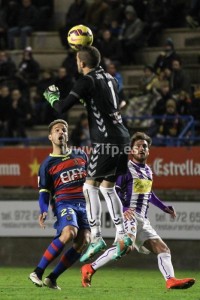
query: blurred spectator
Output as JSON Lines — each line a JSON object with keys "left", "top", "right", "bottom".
{"left": 33, "top": 0, "right": 54, "bottom": 30}
{"left": 6, "top": 89, "right": 29, "bottom": 138}
{"left": 186, "top": 0, "right": 200, "bottom": 28}
{"left": 118, "top": 5, "right": 145, "bottom": 64}
{"left": 61, "top": 49, "right": 78, "bottom": 80}
{"left": 70, "top": 112, "right": 91, "bottom": 147}
{"left": 108, "top": 20, "right": 122, "bottom": 39}
{"left": 0, "top": 0, "right": 21, "bottom": 49}
{"left": 150, "top": 79, "right": 174, "bottom": 136}
{"left": 123, "top": 64, "right": 160, "bottom": 129}
{"left": 103, "top": 0, "right": 124, "bottom": 29}
{"left": 54, "top": 66, "right": 75, "bottom": 123}
{"left": 17, "top": 46, "right": 40, "bottom": 87}
{"left": 106, "top": 62, "right": 125, "bottom": 102}
{"left": 34, "top": 67, "right": 72, "bottom": 124}
{"left": 0, "top": 6, "right": 7, "bottom": 49}
{"left": 156, "top": 98, "right": 182, "bottom": 142}
{"left": 0, "top": 85, "right": 12, "bottom": 137}
{"left": 176, "top": 90, "right": 192, "bottom": 116}
{"left": 152, "top": 80, "right": 173, "bottom": 116}
{"left": 142, "top": 0, "right": 166, "bottom": 47}
{"left": 191, "top": 85, "right": 200, "bottom": 136}
{"left": 96, "top": 29, "right": 123, "bottom": 67}
{"left": 31, "top": 85, "right": 59, "bottom": 125}
{"left": 154, "top": 38, "right": 180, "bottom": 75}
{"left": 138, "top": 64, "right": 160, "bottom": 95}
{"left": 159, "top": 66, "right": 172, "bottom": 84}
{"left": 37, "top": 69, "right": 55, "bottom": 98}
{"left": 10, "top": 88, "right": 33, "bottom": 127}
{"left": 126, "top": 0, "right": 146, "bottom": 19}
{"left": 0, "top": 1, "right": 6, "bottom": 7}
{"left": 59, "top": 0, "right": 88, "bottom": 49}
{"left": 162, "top": 0, "right": 187, "bottom": 28}
{"left": 5, "top": 1, "right": 20, "bottom": 25}
{"left": 34, "top": 70, "right": 55, "bottom": 125}
{"left": 54, "top": 67, "right": 74, "bottom": 98}
{"left": 7, "top": 0, "right": 38, "bottom": 49}
{"left": 170, "top": 58, "right": 191, "bottom": 96}
{"left": 0, "top": 51, "right": 17, "bottom": 83}
{"left": 85, "top": 0, "right": 109, "bottom": 35}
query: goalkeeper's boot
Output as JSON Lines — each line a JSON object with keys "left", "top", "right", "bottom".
{"left": 113, "top": 234, "right": 133, "bottom": 260}
{"left": 29, "top": 272, "right": 43, "bottom": 287}
{"left": 43, "top": 277, "right": 61, "bottom": 290}
{"left": 80, "top": 238, "right": 107, "bottom": 263}
{"left": 81, "top": 264, "right": 95, "bottom": 287}
{"left": 166, "top": 277, "right": 195, "bottom": 289}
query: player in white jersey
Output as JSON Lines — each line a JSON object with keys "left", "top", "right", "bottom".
{"left": 81, "top": 132, "right": 195, "bottom": 290}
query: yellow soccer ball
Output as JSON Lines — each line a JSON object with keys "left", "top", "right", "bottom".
{"left": 67, "top": 24, "right": 93, "bottom": 51}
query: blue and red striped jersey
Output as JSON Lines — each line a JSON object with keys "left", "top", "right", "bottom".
{"left": 38, "top": 148, "right": 87, "bottom": 202}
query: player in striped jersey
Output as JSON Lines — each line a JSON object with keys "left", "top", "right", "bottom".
{"left": 29, "top": 119, "right": 90, "bottom": 290}
{"left": 81, "top": 132, "right": 195, "bottom": 290}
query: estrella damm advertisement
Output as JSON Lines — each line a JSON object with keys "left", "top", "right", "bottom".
{"left": 0, "top": 146, "right": 199, "bottom": 189}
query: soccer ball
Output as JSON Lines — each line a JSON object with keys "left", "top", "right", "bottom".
{"left": 67, "top": 24, "right": 93, "bottom": 51}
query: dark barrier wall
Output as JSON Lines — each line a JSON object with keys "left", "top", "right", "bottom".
{"left": 1, "top": 238, "right": 199, "bottom": 270}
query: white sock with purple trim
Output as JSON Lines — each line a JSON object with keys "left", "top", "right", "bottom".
{"left": 157, "top": 252, "right": 175, "bottom": 280}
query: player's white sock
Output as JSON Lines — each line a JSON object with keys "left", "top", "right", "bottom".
{"left": 157, "top": 252, "right": 175, "bottom": 280}
{"left": 83, "top": 183, "right": 102, "bottom": 242}
{"left": 92, "top": 247, "right": 116, "bottom": 270}
{"left": 99, "top": 186, "right": 125, "bottom": 238}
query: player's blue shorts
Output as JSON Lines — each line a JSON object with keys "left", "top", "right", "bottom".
{"left": 53, "top": 200, "right": 90, "bottom": 237}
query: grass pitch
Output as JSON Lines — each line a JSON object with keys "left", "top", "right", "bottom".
{"left": 0, "top": 267, "right": 199, "bottom": 300}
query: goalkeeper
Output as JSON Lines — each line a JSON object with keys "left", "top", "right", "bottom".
{"left": 43, "top": 45, "right": 131, "bottom": 262}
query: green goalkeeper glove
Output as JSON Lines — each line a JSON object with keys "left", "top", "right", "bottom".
{"left": 43, "top": 85, "right": 60, "bottom": 107}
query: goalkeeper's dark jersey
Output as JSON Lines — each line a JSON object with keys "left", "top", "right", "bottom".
{"left": 54, "top": 66, "right": 130, "bottom": 144}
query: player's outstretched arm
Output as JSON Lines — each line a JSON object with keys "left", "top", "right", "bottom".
{"left": 150, "top": 191, "right": 176, "bottom": 218}
{"left": 43, "top": 84, "right": 80, "bottom": 114}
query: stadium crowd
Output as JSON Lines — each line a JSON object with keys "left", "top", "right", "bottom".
{"left": 0, "top": 0, "right": 200, "bottom": 143}
{"left": 0, "top": 0, "right": 199, "bottom": 51}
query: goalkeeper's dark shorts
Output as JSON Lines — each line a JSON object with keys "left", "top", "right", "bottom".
{"left": 86, "top": 143, "right": 129, "bottom": 182}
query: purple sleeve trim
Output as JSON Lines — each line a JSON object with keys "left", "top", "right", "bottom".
{"left": 123, "top": 207, "right": 129, "bottom": 212}
{"left": 150, "top": 192, "right": 166, "bottom": 211}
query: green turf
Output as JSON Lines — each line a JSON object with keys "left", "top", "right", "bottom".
{"left": 0, "top": 267, "right": 199, "bottom": 300}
